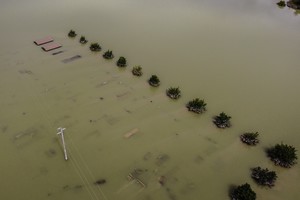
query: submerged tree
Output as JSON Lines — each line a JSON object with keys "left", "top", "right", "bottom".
{"left": 277, "top": 0, "right": 286, "bottom": 6}
{"left": 287, "top": 0, "right": 300, "bottom": 9}
{"left": 213, "top": 112, "right": 231, "bottom": 128}
{"left": 230, "top": 183, "right": 256, "bottom": 200}
{"left": 251, "top": 167, "right": 277, "bottom": 187}
{"left": 117, "top": 57, "right": 127, "bottom": 67}
{"left": 103, "top": 50, "right": 114, "bottom": 59}
{"left": 79, "top": 36, "right": 88, "bottom": 44}
{"left": 132, "top": 66, "right": 143, "bottom": 76}
{"left": 267, "top": 143, "right": 297, "bottom": 168}
{"left": 166, "top": 87, "right": 181, "bottom": 99}
{"left": 68, "top": 30, "right": 77, "bottom": 38}
{"left": 148, "top": 75, "right": 160, "bottom": 87}
{"left": 240, "top": 132, "right": 259, "bottom": 146}
{"left": 186, "top": 98, "right": 207, "bottom": 114}
{"left": 90, "top": 43, "right": 101, "bottom": 52}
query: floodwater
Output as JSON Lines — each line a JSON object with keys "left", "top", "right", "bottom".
{"left": 0, "top": 0, "right": 299, "bottom": 199}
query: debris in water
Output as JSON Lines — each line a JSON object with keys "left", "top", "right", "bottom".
{"left": 124, "top": 109, "right": 132, "bottom": 114}
{"left": 116, "top": 91, "right": 130, "bottom": 98}
{"left": 128, "top": 173, "right": 146, "bottom": 187}
{"left": 158, "top": 175, "right": 166, "bottom": 186}
{"left": 13, "top": 128, "right": 38, "bottom": 140}
{"left": 61, "top": 55, "right": 81, "bottom": 63}
{"left": 127, "top": 168, "right": 147, "bottom": 187}
{"left": 62, "top": 185, "right": 69, "bottom": 190}
{"left": 62, "top": 184, "right": 83, "bottom": 191}
{"left": 100, "top": 81, "right": 108, "bottom": 86}
{"left": 52, "top": 50, "right": 64, "bottom": 55}
{"left": 74, "top": 185, "right": 83, "bottom": 190}
{"left": 94, "top": 179, "right": 107, "bottom": 185}
{"left": 123, "top": 128, "right": 139, "bottom": 139}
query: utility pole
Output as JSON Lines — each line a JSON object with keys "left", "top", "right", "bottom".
{"left": 57, "top": 127, "right": 68, "bottom": 161}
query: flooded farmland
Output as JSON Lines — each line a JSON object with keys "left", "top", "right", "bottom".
{"left": 0, "top": 0, "right": 299, "bottom": 199}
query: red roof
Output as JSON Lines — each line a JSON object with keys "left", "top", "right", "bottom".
{"left": 41, "top": 42, "right": 62, "bottom": 51}
{"left": 34, "top": 36, "right": 54, "bottom": 46}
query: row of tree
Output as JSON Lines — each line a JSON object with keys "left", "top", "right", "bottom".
{"left": 231, "top": 121, "right": 297, "bottom": 198}
{"left": 67, "top": 30, "right": 214, "bottom": 119}
{"left": 232, "top": 2, "right": 299, "bottom": 199}
{"left": 277, "top": 0, "right": 300, "bottom": 11}
{"left": 143, "top": 64, "right": 297, "bottom": 200}
{"left": 230, "top": 142, "right": 297, "bottom": 200}
{"left": 68, "top": 30, "right": 126, "bottom": 66}
{"left": 68, "top": 30, "right": 297, "bottom": 200}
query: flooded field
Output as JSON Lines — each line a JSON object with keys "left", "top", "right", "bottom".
{"left": 0, "top": 0, "right": 299, "bottom": 199}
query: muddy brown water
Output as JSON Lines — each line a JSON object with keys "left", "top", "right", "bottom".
{"left": 0, "top": 0, "right": 299, "bottom": 199}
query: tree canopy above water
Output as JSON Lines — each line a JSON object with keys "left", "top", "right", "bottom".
{"left": 267, "top": 143, "right": 297, "bottom": 168}
{"left": 230, "top": 183, "right": 256, "bottom": 200}
{"left": 213, "top": 112, "right": 231, "bottom": 128}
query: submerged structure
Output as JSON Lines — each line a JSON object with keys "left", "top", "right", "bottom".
{"left": 34, "top": 36, "right": 62, "bottom": 52}
{"left": 33, "top": 36, "right": 54, "bottom": 46}
{"left": 41, "top": 42, "right": 62, "bottom": 52}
